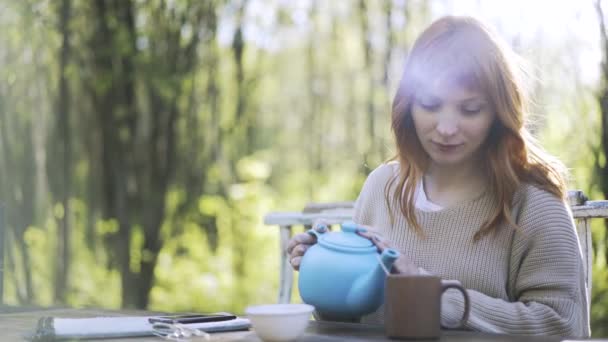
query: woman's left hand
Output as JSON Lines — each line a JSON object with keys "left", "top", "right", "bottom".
{"left": 356, "top": 226, "right": 420, "bottom": 275}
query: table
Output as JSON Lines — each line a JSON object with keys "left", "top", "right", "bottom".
{"left": 0, "top": 307, "right": 590, "bottom": 342}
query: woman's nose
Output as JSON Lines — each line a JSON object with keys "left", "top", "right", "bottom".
{"left": 436, "top": 115, "right": 458, "bottom": 137}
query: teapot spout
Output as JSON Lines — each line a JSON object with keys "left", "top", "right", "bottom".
{"left": 345, "top": 249, "right": 399, "bottom": 315}
{"left": 378, "top": 248, "right": 400, "bottom": 274}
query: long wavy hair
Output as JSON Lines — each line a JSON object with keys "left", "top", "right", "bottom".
{"left": 386, "top": 16, "right": 567, "bottom": 241}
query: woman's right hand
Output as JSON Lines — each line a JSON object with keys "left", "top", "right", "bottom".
{"left": 286, "top": 220, "right": 329, "bottom": 271}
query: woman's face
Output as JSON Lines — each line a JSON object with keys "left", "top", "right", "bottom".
{"left": 411, "top": 82, "right": 495, "bottom": 169}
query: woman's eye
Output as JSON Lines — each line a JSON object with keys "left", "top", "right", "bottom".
{"left": 417, "top": 99, "right": 441, "bottom": 111}
{"left": 462, "top": 107, "right": 481, "bottom": 114}
{"left": 461, "top": 103, "right": 485, "bottom": 115}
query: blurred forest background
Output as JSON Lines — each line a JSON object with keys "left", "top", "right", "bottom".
{"left": 1, "top": 0, "right": 608, "bottom": 337}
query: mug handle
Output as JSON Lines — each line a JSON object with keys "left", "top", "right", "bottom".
{"left": 440, "top": 280, "right": 470, "bottom": 329}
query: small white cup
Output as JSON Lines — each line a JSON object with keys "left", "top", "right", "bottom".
{"left": 245, "top": 304, "right": 314, "bottom": 342}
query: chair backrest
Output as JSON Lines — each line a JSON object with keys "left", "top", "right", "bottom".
{"left": 265, "top": 190, "right": 608, "bottom": 304}
{"left": 567, "top": 191, "right": 608, "bottom": 303}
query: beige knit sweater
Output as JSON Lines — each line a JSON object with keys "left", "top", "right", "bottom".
{"left": 354, "top": 162, "right": 590, "bottom": 337}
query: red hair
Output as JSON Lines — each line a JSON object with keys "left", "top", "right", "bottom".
{"left": 386, "top": 16, "right": 567, "bottom": 240}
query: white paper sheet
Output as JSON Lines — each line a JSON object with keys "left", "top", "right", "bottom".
{"left": 35, "top": 315, "right": 250, "bottom": 340}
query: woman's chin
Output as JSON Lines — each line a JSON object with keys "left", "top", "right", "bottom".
{"left": 428, "top": 154, "right": 473, "bottom": 168}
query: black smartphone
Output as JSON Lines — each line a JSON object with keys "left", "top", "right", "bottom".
{"left": 148, "top": 313, "right": 237, "bottom": 325}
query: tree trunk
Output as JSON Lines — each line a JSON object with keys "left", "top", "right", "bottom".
{"left": 359, "top": 0, "right": 376, "bottom": 171}
{"left": 595, "top": 0, "right": 608, "bottom": 266}
{"left": 87, "top": 0, "right": 138, "bottom": 307}
{"left": 306, "top": 0, "right": 319, "bottom": 198}
{"left": 0, "top": 69, "right": 36, "bottom": 305}
{"left": 232, "top": 1, "right": 248, "bottom": 161}
{"left": 382, "top": 0, "right": 393, "bottom": 91}
{"left": 82, "top": 0, "right": 208, "bottom": 308}
{"left": 18, "top": 122, "right": 37, "bottom": 303}
{"left": 54, "top": 0, "right": 72, "bottom": 304}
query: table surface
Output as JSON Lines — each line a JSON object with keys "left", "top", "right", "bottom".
{"left": 0, "top": 307, "right": 591, "bottom": 342}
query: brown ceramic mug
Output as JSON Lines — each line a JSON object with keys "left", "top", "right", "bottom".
{"left": 384, "top": 275, "right": 470, "bottom": 339}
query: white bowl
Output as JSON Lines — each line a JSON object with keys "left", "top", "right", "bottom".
{"left": 245, "top": 304, "right": 314, "bottom": 342}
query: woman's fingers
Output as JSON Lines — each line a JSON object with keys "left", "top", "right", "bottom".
{"left": 286, "top": 233, "right": 316, "bottom": 254}
{"left": 357, "top": 230, "right": 392, "bottom": 252}
{"left": 290, "top": 256, "right": 303, "bottom": 270}
{"left": 288, "top": 240, "right": 313, "bottom": 270}
{"left": 285, "top": 221, "right": 332, "bottom": 271}
{"left": 355, "top": 225, "right": 420, "bottom": 274}
{"left": 392, "top": 257, "right": 420, "bottom": 275}
{"left": 356, "top": 230, "right": 374, "bottom": 240}
{"left": 290, "top": 244, "right": 310, "bottom": 257}
{"left": 354, "top": 223, "right": 374, "bottom": 232}
{"left": 373, "top": 238, "right": 391, "bottom": 252}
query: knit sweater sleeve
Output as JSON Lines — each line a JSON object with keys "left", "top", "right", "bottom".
{"left": 441, "top": 186, "right": 590, "bottom": 337}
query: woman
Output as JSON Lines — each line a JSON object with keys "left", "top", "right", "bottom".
{"left": 287, "top": 16, "right": 590, "bottom": 337}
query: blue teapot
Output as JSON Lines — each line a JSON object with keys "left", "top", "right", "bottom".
{"left": 298, "top": 221, "right": 399, "bottom": 320}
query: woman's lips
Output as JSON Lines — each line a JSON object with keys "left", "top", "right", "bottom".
{"left": 432, "top": 141, "right": 464, "bottom": 152}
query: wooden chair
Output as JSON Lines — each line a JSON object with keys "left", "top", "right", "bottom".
{"left": 264, "top": 190, "right": 608, "bottom": 304}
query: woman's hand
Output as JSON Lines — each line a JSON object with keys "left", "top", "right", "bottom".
{"left": 286, "top": 220, "right": 329, "bottom": 271}
{"left": 356, "top": 226, "right": 420, "bottom": 275}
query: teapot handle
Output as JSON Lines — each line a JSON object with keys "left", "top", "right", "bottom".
{"left": 306, "top": 228, "right": 326, "bottom": 239}
{"left": 306, "top": 221, "right": 331, "bottom": 239}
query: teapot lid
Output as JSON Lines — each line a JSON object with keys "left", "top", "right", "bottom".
{"left": 319, "top": 221, "right": 374, "bottom": 249}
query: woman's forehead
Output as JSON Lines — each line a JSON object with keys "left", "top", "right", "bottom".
{"left": 410, "top": 37, "right": 485, "bottom": 92}
{"left": 417, "top": 77, "right": 485, "bottom": 100}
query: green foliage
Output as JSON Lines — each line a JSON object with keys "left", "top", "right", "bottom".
{"left": 149, "top": 156, "right": 280, "bottom": 313}
{"left": 591, "top": 217, "right": 608, "bottom": 337}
